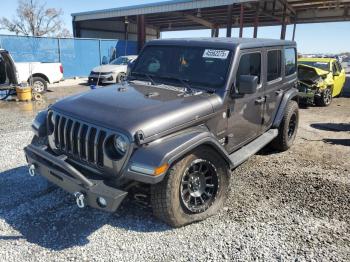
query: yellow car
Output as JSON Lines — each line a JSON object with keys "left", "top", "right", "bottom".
{"left": 298, "top": 58, "right": 346, "bottom": 106}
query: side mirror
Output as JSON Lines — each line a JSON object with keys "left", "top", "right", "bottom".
{"left": 101, "top": 56, "right": 108, "bottom": 65}
{"left": 237, "top": 75, "right": 258, "bottom": 94}
{"left": 126, "top": 60, "right": 136, "bottom": 76}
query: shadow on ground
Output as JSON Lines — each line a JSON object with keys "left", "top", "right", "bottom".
{"left": 0, "top": 166, "right": 169, "bottom": 251}
{"left": 323, "top": 138, "right": 350, "bottom": 146}
{"left": 310, "top": 123, "right": 350, "bottom": 132}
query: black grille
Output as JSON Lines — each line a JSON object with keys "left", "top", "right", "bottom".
{"left": 52, "top": 113, "right": 106, "bottom": 168}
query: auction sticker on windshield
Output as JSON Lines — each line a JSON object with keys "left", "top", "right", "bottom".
{"left": 203, "top": 49, "right": 230, "bottom": 59}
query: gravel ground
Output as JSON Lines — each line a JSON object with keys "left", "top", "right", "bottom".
{"left": 0, "top": 81, "right": 349, "bottom": 261}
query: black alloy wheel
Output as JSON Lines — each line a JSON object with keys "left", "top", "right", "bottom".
{"left": 180, "top": 159, "right": 219, "bottom": 213}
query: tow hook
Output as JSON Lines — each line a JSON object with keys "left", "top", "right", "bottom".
{"left": 74, "top": 192, "right": 86, "bottom": 208}
{"left": 28, "top": 164, "right": 36, "bottom": 177}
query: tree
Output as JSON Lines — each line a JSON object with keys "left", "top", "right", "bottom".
{"left": 0, "top": 0, "right": 71, "bottom": 37}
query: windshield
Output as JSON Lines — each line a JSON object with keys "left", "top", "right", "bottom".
{"left": 130, "top": 45, "right": 232, "bottom": 89}
{"left": 298, "top": 61, "right": 330, "bottom": 71}
{"left": 110, "top": 56, "right": 130, "bottom": 65}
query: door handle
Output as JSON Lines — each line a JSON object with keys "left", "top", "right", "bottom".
{"left": 275, "top": 89, "right": 283, "bottom": 95}
{"left": 255, "top": 96, "right": 266, "bottom": 104}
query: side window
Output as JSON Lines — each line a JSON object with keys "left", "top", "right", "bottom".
{"left": 285, "top": 48, "right": 296, "bottom": 76}
{"left": 0, "top": 54, "right": 9, "bottom": 85}
{"left": 236, "top": 52, "right": 261, "bottom": 85}
{"left": 336, "top": 61, "right": 342, "bottom": 72}
{"left": 332, "top": 62, "right": 338, "bottom": 75}
{"left": 267, "top": 50, "right": 282, "bottom": 82}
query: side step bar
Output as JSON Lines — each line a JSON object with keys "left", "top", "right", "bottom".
{"left": 229, "top": 129, "right": 278, "bottom": 168}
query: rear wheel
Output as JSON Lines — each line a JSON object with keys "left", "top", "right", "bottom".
{"left": 30, "top": 77, "right": 47, "bottom": 93}
{"left": 271, "top": 100, "right": 299, "bottom": 151}
{"left": 315, "top": 87, "right": 332, "bottom": 106}
{"left": 151, "top": 147, "right": 229, "bottom": 227}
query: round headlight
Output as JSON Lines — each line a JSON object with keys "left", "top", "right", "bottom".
{"left": 114, "top": 135, "right": 128, "bottom": 154}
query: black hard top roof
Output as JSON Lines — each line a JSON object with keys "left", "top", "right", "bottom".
{"left": 147, "top": 37, "right": 296, "bottom": 50}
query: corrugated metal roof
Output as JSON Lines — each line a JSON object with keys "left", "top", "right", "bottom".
{"left": 72, "top": 0, "right": 249, "bottom": 21}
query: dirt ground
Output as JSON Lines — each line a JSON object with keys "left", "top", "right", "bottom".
{"left": 0, "top": 79, "right": 349, "bottom": 261}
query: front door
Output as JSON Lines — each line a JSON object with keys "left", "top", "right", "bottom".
{"left": 226, "top": 51, "right": 264, "bottom": 152}
{"left": 332, "top": 61, "right": 346, "bottom": 97}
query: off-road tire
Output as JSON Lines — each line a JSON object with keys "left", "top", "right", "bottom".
{"left": 116, "top": 73, "right": 126, "bottom": 83}
{"left": 151, "top": 146, "right": 230, "bottom": 227}
{"left": 315, "top": 87, "right": 332, "bottom": 107}
{"left": 271, "top": 100, "right": 299, "bottom": 151}
{"left": 30, "top": 77, "right": 48, "bottom": 93}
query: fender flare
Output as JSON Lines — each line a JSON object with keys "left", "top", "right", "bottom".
{"left": 272, "top": 88, "right": 298, "bottom": 128}
{"left": 123, "top": 126, "right": 233, "bottom": 184}
{"left": 31, "top": 110, "right": 48, "bottom": 137}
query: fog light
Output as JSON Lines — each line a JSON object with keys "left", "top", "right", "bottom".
{"left": 97, "top": 197, "right": 107, "bottom": 208}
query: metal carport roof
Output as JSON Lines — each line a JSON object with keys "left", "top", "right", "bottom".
{"left": 71, "top": 0, "right": 350, "bottom": 50}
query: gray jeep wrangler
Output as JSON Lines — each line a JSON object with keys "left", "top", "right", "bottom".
{"left": 24, "top": 38, "right": 299, "bottom": 227}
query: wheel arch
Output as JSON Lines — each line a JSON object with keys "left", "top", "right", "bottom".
{"left": 28, "top": 73, "right": 50, "bottom": 83}
{"left": 272, "top": 87, "right": 299, "bottom": 128}
{"left": 123, "top": 128, "right": 233, "bottom": 184}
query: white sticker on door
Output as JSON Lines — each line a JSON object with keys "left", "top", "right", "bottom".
{"left": 203, "top": 49, "right": 230, "bottom": 59}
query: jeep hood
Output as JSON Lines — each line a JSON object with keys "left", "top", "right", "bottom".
{"left": 51, "top": 83, "right": 218, "bottom": 142}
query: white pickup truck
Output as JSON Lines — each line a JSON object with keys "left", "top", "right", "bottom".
{"left": 0, "top": 49, "right": 63, "bottom": 93}
{"left": 16, "top": 61, "right": 63, "bottom": 93}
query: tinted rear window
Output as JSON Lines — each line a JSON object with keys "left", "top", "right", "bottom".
{"left": 285, "top": 48, "right": 297, "bottom": 76}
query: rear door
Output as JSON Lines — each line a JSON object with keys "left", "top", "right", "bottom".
{"left": 263, "top": 48, "right": 283, "bottom": 129}
{"left": 263, "top": 47, "right": 297, "bottom": 129}
{"left": 226, "top": 50, "right": 264, "bottom": 152}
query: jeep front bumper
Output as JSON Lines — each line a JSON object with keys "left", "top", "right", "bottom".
{"left": 24, "top": 144, "right": 128, "bottom": 212}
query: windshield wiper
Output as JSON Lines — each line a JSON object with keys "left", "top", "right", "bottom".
{"left": 130, "top": 72, "right": 157, "bottom": 85}
{"left": 158, "top": 75, "right": 194, "bottom": 94}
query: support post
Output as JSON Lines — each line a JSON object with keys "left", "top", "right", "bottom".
{"left": 124, "top": 23, "right": 129, "bottom": 41}
{"left": 226, "top": 4, "right": 233, "bottom": 37}
{"left": 253, "top": 2, "right": 260, "bottom": 38}
{"left": 280, "top": 4, "right": 287, "bottom": 40}
{"left": 239, "top": 4, "right": 244, "bottom": 38}
{"left": 137, "top": 15, "right": 146, "bottom": 53}
{"left": 57, "top": 38, "right": 61, "bottom": 63}
{"left": 211, "top": 26, "right": 219, "bottom": 38}
{"left": 292, "top": 23, "right": 296, "bottom": 40}
{"left": 72, "top": 21, "right": 80, "bottom": 38}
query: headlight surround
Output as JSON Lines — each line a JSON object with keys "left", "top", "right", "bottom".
{"left": 114, "top": 135, "right": 128, "bottom": 154}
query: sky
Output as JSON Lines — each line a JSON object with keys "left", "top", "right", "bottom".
{"left": 1, "top": 0, "right": 349, "bottom": 54}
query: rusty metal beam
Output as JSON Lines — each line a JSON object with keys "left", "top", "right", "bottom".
{"left": 278, "top": 0, "right": 296, "bottom": 15}
{"left": 239, "top": 4, "right": 244, "bottom": 38}
{"left": 280, "top": 3, "right": 287, "bottom": 40}
{"left": 174, "top": 11, "right": 214, "bottom": 29}
{"left": 226, "top": 4, "right": 233, "bottom": 37}
{"left": 137, "top": 14, "right": 146, "bottom": 52}
{"left": 253, "top": 2, "right": 260, "bottom": 38}
{"left": 292, "top": 23, "right": 296, "bottom": 40}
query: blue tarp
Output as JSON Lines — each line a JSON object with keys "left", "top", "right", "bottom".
{"left": 0, "top": 35, "right": 137, "bottom": 78}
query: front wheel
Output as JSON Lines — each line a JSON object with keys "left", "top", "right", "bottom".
{"left": 116, "top": 73, "right": 126, "bottom": 83}
{"left": 315, "top": 87, "right": 332, "bottom": 106}
{"left": 151, "top": 147, "right": 229, "bottom": 227}
{"left": 271, "top": 100, "right": 299, "bottom": 151}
